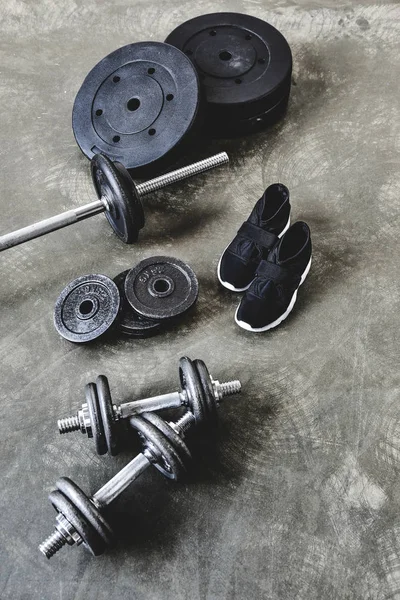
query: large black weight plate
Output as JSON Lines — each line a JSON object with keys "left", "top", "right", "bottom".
{"left": 56, "top": 477, "right": 114, "bottom": 548}
{"left": 49, "top": 489, "right": 106, "bottom": 556}
{"left": 179, "top": 356, "right": 205, "bottom": 425}
{"left": 165, "top": 13, "right": 292, "bottom": 137}
{"left": 113, "top": 270, "right": 162, "bottom": 338}
{"left": 91, "top": 154, "right": 145, "bottom": 244}
{"left": 193, "top": 358, "right": 218, "bottom": 428}
{"left": 124, "top": 256, "right": 198, "bottom": 321}
{"left": 96, "top": 375, "right": 120, "bottom": 456}
{"left": 141, "top": 412, "right": 192, "bottom": 468}
{"left": 73, "top": 42, "right": 202, "bottom": 174}
{"left": 85, "top": 382, "right": 107, "bottom": 455}
{"left": 129, "top": 414, "right": 185, "bottom": 480}
{"left": 54, "top": 274, "right": 120, "bottom": 343}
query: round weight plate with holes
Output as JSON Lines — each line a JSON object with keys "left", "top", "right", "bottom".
{"left": 73, "top": 42, "right": 202, "bottom": 174}
{"left": 129, "top": 414, "right": 186, "bottom": 480}
{"left": 54, "top": 274, "right": 120, "bottom": 343}
{"left": 91, "top": 154, "right": 145, "bottom": 244}
{"left": 179, "top": 356, "right": 205, "bottom": 425}
{"left": 96, "top": 375, "right": 120, "bottom": 456}
{"left": 165, "top": 13, "right": 292, "bottom": 137}
{"left": 193, "top": 358, "right": 218, "bottom": 427}
{"left": 114, "top": 270, "right": 162, "bottom": 338}
{"left": 85, "top": 382, "right": 107, "bottom": 455}
{"left": 49, "top": 489, "right": 106, "bottom": 556}
{"left": 56, "top": 477, "right": 114, "bottom": 548}
{"left": 124, "top": 256, "right": 198, "bottom": 321}
{"left": 141, "top": 412, "right": 192, "bottom": 468}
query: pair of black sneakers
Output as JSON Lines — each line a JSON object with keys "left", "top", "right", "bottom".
{"left": 217, "top": 185, "right": 312, "bottom": 332}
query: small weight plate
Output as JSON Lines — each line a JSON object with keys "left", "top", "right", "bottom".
{"left": 193, "top": 358, "right": 218, "bottom": 428}
{"left": 85, "top": 382, "right": 107, "bottom": 455}
{"left": 165, "top": 13, "right": 292, "bottom": 136}
{"left": 113, "top": 270, "right": 162, "bottom": 338}
{"left": 96, "top": 375, "right": 120, "bottom": 456}
{"left": 73, "top": 42, "right": 202, "bottom": 174}
{"left": 49, "top": 489, "right": 106, "bottom": 556}
{"left": 141, "top": 412, "right": 192, "bottom": 468}
{"left": 124, "top": 256, "right": 198, "bottom": 321}
{"left": 54, "top": 274, "right": 120, "bottom": 343}
{"left": 129, "top": 415, "right": 186, "bottom": 480}
{"left": 91, "top": 154, "right": 145, "bottom": 244}
{"left": 56, "top": 477, "right": 114, "bottom": 548}
{"left": 179, "top": 356, "right": 205, "bottom": 425}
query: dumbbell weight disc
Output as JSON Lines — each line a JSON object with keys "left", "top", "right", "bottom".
{"left": 56, "top": 478, "right": 114, "bottom": 549}
{"left": 193, "top": 359, "right": 218, "bottom": 428}
{"left": 96, "top": 375, "right": 121, "bottom": 456}
{"left": 53, "top": 274, "right": 120, "bottom": 343}
{"left": 73, "top": 42, "right": 202, "bottom": 174}
{"left": 179, "top": 356, "right": 206, "bottom": 425}
{"left": 113, "top": 270, "right": 162, "bottom": 338}
{"left": 124, "top": 256, "right": 199, "bottom": 321}
{"left": 85, "top": 382, "right": 108, "bottom": 456}
{"left": 141, "top": 412, "right": 192, "bottom": 468}
{"left": 48, "top": 489, "right": 107, "bottom": 557}
{"left": 165, "top": 13, "right": 292, "bottom": 137}
{"left": 129, "top": 414, "right": 186, "bottom": 480}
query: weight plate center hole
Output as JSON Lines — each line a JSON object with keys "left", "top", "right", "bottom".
{"left": 127, "top": 97, "right": 140, "bottom": 112}
{"left": 219, "top": 50, "right": 232, "bottom": 61}
{"left": 77, "top": 298, "right": 99, "bottom": 320}
{"left": 149, "top": 276, "right": 175, "bottom": 298}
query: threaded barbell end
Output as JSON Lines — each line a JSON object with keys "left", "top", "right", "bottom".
{"left": 174, "top": 412, "right": 195, "bottom": 435}
{"left": 58, "top": 415, "right": 80, "bottom": 434}
{"left": 219, "top": 380, "right": 242, "bottom": 397}
{"left": 136, "top": 152, "right": 229, "bottom": 197}
{"left": 39, "top": 529, "right": 67, "bottom": 558}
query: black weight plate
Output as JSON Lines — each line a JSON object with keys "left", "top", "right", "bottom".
{"left": 85, "top": 382, "right": 107, "bottom": 455}
{"left": 141, "top": 412, "right": 192, "bottom": 468}
{"left": 54, "top": 274, "right": 120, "bottom": 343}
{"left": 113, "top": 270, "right": 162, "bottom": 338}
{"left": 179, "top": 356, "right": 205, "bottom": 425}
{"left": 73, "top": 42, "right": 202, "bottom": 174}
{"left": 165, "top": 13, "right": 292, "bottom": 136}
{"left": 49, "top": 489, "right": 106, "bottom": 556}
{"left": 96, "top": 375, "right": 120, "bottom": 456}
{"left": 56, "top": 477, "right": 114, "bottom": 548}
{"left": 124, "top": 256, "right": 198, "bottom": 321}
{"left": 91, "top": 153, "right": 144, "bottom": 244}
{"left": 129, "top": 415, "right": 185, "bottom": 480}
{"left": 216, "top": 88, "right": 290, "bottom": 137}
{"left": 193, "top": 359, "right": 218, "bottom": 428}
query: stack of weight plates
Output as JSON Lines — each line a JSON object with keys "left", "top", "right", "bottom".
{"left": 72, "top": 12, "right": 293, "bottom": 170}
{"left": 165, "top": 13, "right": 293, "bottom": 137}
{"left": 54, "top": 257, "right": 199, "bottom": 343}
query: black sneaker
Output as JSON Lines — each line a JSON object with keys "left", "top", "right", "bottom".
{"left": 217, "top": 184, "right": 291, "bottom": 292}
{"left": 235, "top": 221, "right": 312, "bottom": 332}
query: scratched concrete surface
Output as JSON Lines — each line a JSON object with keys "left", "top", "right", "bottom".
{"left": 0, "top": 0, "right": 399, "bottom": 598}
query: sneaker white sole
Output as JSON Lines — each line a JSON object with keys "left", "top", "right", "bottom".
{"left": 217, "top": 217, "right": 291, "bottom": 292}
{"left": 234, "top": 256, "right": 312, "bottom": 332}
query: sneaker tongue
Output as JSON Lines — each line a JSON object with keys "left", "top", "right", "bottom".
{"left": 235, "top": 238, "right": 262, "bottom": 263}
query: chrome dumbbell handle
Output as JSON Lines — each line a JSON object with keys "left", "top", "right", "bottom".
{"left": 39, "top": 412, "right": 194, "bottom": 558}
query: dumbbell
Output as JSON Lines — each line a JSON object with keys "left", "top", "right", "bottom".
{"left": 39, "top": 410, "right": 195, "bottom": 558}
{"left": 57, "top": 357, "right": 241, "bottom": 455}
{"left": 0, "top": 151, "right": 228, "bottom": 251}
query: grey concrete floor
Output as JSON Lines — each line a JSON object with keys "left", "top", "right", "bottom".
{"left": 0, "top": 0, "right": 399, "bottom": 598}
